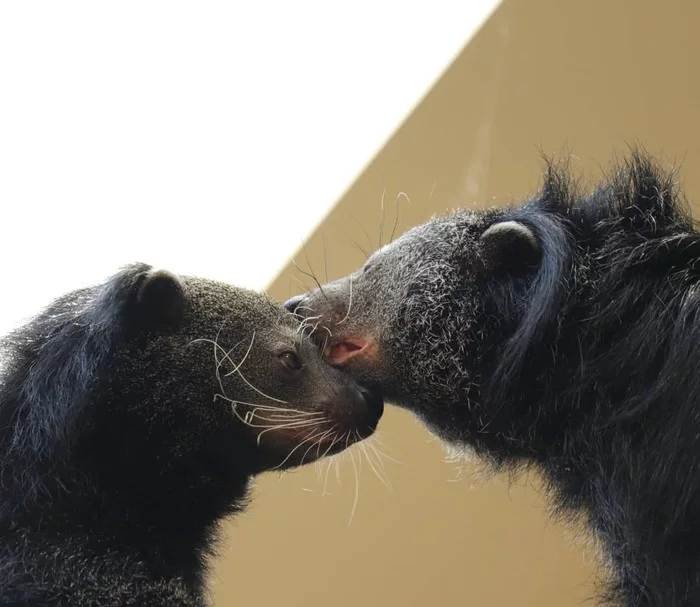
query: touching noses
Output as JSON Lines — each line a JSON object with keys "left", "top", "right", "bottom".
{"left": 283, "top": 294, "right": 306, "bottom": 315}
{"left": 359, "top": 385, "right": 384, "bottom": 419}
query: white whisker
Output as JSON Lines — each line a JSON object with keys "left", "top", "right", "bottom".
{"left": 234, "top": 367, "right": 288, "bottom": 404}
{"left": 334, "top": 442, "right": 343, "bottom": 485}
{"left": 272, "top": 428, "right": 330, "bottom": 470}
{"left": 214, "top": 393, "right": 320, "bottom": 418}
{"left": 368, "top": 434, "right": 404, "bottom": 465}
{"left": 229, "top": 405, "right": 325, "bottom": 433}
{"left": 294, "top": 305, "right": 317, "bottom": 314}
{"left": 223, "top": 331, "right": 256, "bottom": 378}
{"left": 319, "top": 428, "right": 342, "bottom": 460}
{"left": 300, "top": 428, "right": 334, "bottom": 466}
{"left": 366, "top": 437, "right": 403, "bottom": 467}
{"left": 360, "top": 440, "right": 393, "bottom": 491}
{"left": 255, "top": 420, "right": 327, "bottom": 444}
{"left": 322, "top": 457, "right": 334, "bottom": 496}
{"left": 336, "top": 274, "right": 353, "bottom": 326}
{"left": 348, "top": 445, "right": 360, "bottom": 526}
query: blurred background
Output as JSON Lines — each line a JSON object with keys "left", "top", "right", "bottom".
{"left": 2, "top": 1, "right": 699, "bottom": 605}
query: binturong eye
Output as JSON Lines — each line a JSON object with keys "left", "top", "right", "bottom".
{"left": 279, "top": 351, "right": 302, "bottom": 371}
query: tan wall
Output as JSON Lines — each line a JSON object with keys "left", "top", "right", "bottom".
{"left": 212, "top": 1, "right": 700, "bottom": 605}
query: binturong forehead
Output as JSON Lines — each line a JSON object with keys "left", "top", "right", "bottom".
{"left": 181, "top": 277, "right": 299, "bottom": 335}
{"left": 379, "top": 211, "right": 478, "bottom": 262}
{"left": 367, "top": 225, "right": 436, "bottom": 272}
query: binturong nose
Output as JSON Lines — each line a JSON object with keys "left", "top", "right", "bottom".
{"left": 283, "top": 294, "right": 306, "bottom": 315}
{"left": 359, "top": 386, "right": 384, "bottom": 419}
{"left": 336, "top": 384, "right": 384, "bottom": 437}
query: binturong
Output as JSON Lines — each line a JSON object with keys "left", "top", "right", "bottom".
{"left": 287, "top": 151, "right": 700, "bottom": 607}
{"left": 0, "top": 263, "right": 383, "bottom": 606}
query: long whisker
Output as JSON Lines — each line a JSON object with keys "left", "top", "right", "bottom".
{"left": 300, "top": 428, "right": 334, "bottom": 466}
{"left": 360, "top": 440, "right": 393, "bottom": 491}
{"left": 322, "top": 457, "right": 334, "bottom": 496}
{"left": 350, "top": 213, "right": 374, "bottom": 255}
{"left": 239, "top": 410, "right": 323, "bottom": 426}
{"left": 322, "top": 234, "right": 330, "bottom": 283}
{"left": 272, "top": 428, "right": 330, "bottom": 471}
{"left": 378, "top": 187, "right": 387, "bottom": 249}
{"left": 292, "top": 257, "right": 325, "bottom": 298}
{"left": 188, "top": 333, "right": 244, "bottom": 395}
{"left": 300, "top": 320, "right": 322, "bottom": 341}
{"left": 230, "top": 398, "right": 317, "bottom": 414}
{"left": 367, "top": 439, "right": 404, "bottom": 466}
{"left": 302, "top": 240, "right": 326, "bottom": 298}
{"left": 215, "top": 335, "right": 248, "bottom": 380}
{"left": 368, "top": 434, "right": 404, "bottom": 464}
{"left": 257, "top": 420, "right": 327, "bottom": 438}
{"left": 327, "top": 431, "right": 348, "bottom": 492}
{"left": 191, "top": 335, "right": 267, "bottom": 409}
{"left": 230, "top": 406, "right": 325, "bottom": 432}
{"left": 334, "top": 444, "right": 343, "bottom": 485}
{"left": 389, "top": 191, "right": 410, "bottom": 244}
{"left": 214, "top": 393, "right": 318, "bottom": 417}
{"left": 251, "top": 411, "right": 323, "bottom": 421}
{"left": 294, "top": 304, "right": 318, "bottom": 314}
{"left": 190, "top": 335, "right": 252, "bottom": 382}
{"left": 336, "top": 274, "right": 353, "bottom": 325}
{"left": 253, "top": 419, "right": 326, "bottom": 439}
{"left": 236, "top": 369, "right": 287, "bottom": 404}
{"left": 320, "top": 428, "right": 342, "bottom": 460}
{"left": 348, "top": 446, "right": 360, "bottom": 527}
{"left": 297, "top": 315, "right": 322, "bottom": 336}
{"left": 223, "top": 331, "right": 256, "bottom": 378}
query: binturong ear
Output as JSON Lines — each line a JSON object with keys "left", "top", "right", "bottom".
{"left": 478, "top": 220, "right": 541, "bottom": 273}
{"left": 136, "top": 269, "right": 186, "bottom": 325}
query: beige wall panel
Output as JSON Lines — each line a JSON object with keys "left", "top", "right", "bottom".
{"left": 213, "top": 1, "right": 700, "bottom": 604}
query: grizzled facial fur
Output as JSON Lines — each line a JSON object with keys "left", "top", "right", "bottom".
{"left": 0, "top": 263, "right": 382, "bottom": 606}
{"left": 288, "top": 152, "right": 700, "bottom": 606}
{"left": 286, "top": 209, "right": 546, "bottom": 444}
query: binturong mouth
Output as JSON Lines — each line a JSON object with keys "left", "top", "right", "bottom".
{"left": 282, "top": 294, "right": 378, "bottom": 367}
{"left": 323, "top": 338, "right": 372, "bottom": 366}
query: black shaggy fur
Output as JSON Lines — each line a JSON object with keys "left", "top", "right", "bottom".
{"left": 0, "top": 264, "right": 382, "bottom": 606}
{"left": 289, "top": 151, "right": 700, "bottom": 606}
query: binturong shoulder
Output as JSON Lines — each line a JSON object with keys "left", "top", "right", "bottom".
{"left": 287, "top": 148, "right": 700, "bottom": 606}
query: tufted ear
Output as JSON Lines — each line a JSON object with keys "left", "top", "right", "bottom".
{"left": 478, "top": 220, "right": 541, "bottom": 273}
{"left": 136, "top": 269, "right": 186, "bottom": 325}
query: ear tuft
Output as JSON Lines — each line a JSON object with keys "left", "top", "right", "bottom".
{"left": 479, "top": 220, "right": 540, "bottom": 273}
{"left": 136, "top": 269, "right": 186, "bottom": 324}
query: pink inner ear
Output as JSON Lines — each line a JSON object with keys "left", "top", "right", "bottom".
{"left": 325, "top": 339, "right": 369, "bottom": 366}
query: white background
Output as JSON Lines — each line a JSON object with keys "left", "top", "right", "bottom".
{"left": 0, "top": 1, "right": 500, "bottom": 336}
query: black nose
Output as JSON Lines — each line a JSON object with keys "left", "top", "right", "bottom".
{"left": 284, "top": 294, "right": 306, "bottom": 315}
{"left": 359, "top": 386, "right": 384, "bottom": 418}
